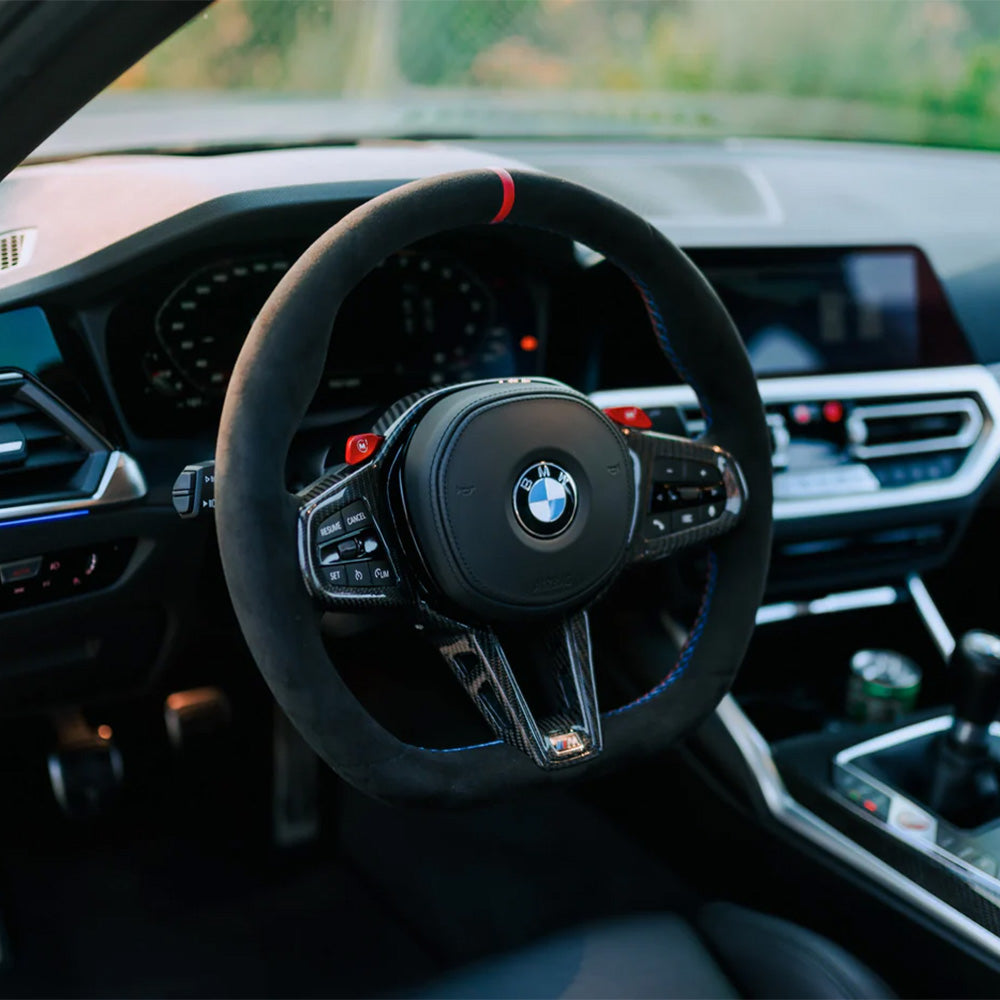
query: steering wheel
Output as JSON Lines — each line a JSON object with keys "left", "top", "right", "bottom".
{"left": 215, "top": 169, "right": 772, "bottom": 804}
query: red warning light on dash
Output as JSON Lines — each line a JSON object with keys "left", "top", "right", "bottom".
{"left": 822, "top": 400, "right": 845, "bottom": 423}
{"left": 790, "top": 403, "right": 815, "bottom": 426}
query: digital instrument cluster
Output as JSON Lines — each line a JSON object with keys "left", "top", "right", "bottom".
{"left": 108, "top": 244, "right": 545, "bottom": 434}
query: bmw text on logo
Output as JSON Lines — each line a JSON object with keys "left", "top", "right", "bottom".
{"left": 513, "top": 461, "right": 578, "bottom": 538}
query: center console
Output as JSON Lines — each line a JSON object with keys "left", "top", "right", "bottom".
{"left": 591, "top": 243, "right": 1000, "bottom": 964}
{"left": 710, "top": 593, "right": 1000, "bottom": 964}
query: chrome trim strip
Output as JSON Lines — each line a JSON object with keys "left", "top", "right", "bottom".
{"left": 756, "top": 585, "right": 900, "bottom": 625}
{"left": 0, "top": 450, "right": 146, "bottom": 523}
{"left": 590, "top": 366, "right": 1000, "bottom": 520}
{"left": 808, "top": 586, "right": 900, "bottom": 615}
{"left": 907, "top": 573, "right": 956, "bottom": 661}
{"left": 847, "top": 398, "right": 982, "bottom": 459}
{"left": 836, "top": 715, "right": 954, "bottom": 762}
{"left": 715, "top": 696, "right": 1000, "bottom": 959}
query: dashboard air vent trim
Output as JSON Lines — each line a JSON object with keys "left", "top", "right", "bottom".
{"left": 847, "top": 398, "right": 982, "bottom": 459}
{"left": 0, "top": 228, "right": 36, "bottom": 272}
{"left": 0, "top": 371, "right": 146, "bottom": 522}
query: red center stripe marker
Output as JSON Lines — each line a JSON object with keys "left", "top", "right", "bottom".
{"left": 489, "top": 167, "right": 515, "bottom": 224}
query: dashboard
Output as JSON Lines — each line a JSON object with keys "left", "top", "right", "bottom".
{"left": 0, "top": 137, "right": 999, "bottom": 707}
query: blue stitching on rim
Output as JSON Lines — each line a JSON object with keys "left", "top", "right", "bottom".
{"left": 604, "top": 549, "right": 718, "bottom": 716}
{"left": 632, "top": 276, "right": 714, "bottom": 431}
{"left": 418, "top": 739, "right": 502, "bottom": 753}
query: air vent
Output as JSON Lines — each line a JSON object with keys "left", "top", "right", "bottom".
{"left": 0, "top": 374, "right": 106, "bottom": 507}
{"left": 0, "top": 228, "right": 37, "bottom": 273}
{"left": 847, "top": 398, "right": 982, "bottom": 460}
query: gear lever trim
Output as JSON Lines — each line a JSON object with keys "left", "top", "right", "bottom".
{"left": 835, "top": 715, "right": 1000, "bottom": 898}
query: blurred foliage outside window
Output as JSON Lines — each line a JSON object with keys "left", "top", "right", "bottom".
{"left": 114, "top": 0, "right": 1000, "bottom": 150}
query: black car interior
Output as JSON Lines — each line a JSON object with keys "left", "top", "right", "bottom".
{"left": 3, "top": 5, "right": 1000, "bottom": 994}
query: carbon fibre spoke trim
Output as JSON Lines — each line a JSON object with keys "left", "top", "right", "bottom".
{"left": 627, "top": 430, "right": 747, "bottom": 563}
{"left": 434, "top": 611, "right": 601, "bottom": 769}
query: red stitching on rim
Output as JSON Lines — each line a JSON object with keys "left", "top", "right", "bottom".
{"left": 489, "top": 167, "right": 515, "bottom": 224}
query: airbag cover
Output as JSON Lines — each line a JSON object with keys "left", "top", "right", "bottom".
{"left": 403, "top": 384, "right": 634, "bottom": 621}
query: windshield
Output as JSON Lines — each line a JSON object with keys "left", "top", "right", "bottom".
{"left": 37, "top": 0, "right": 1000, "bottom": 158}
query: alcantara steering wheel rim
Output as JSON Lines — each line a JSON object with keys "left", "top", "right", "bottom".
{"left": 215, "top": 168, "right": 772, "bottom": 804}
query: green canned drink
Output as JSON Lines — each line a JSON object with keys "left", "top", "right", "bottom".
{"left": 847, "top": 649, "right": 921, "bottom": 724}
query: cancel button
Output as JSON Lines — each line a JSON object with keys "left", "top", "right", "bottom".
{"left": 341, "top": 501, "right": 372, "bottom": 533}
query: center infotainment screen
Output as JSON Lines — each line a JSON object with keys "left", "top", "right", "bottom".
{"left": 684, "top": 246, "right": 972, "bottom": 377}
{"left": 703, "top": 251, "right": 918, "bottom": 376}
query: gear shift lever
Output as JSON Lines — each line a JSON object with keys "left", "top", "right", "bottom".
{"left": 927, "top": 630, "right": 1000, "bottom": 826}
{"left": 947, "top": 630, "right": 1000, "bottom": 752}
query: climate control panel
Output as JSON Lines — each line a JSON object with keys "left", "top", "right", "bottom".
{"left": 593, "top": 366, "right": 1000, "bottom": 522}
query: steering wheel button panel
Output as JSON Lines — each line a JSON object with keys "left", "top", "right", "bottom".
{"left": 627, "top": 432, "right": 748, "bottom": 562}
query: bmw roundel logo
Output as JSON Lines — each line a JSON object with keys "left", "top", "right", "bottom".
{"left": 513, "top": 461, "right": 578, "bottom": 538}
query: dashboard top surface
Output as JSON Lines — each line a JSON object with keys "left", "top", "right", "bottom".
{"left": 2, "top": 138, "right": 999, "bottom": 368}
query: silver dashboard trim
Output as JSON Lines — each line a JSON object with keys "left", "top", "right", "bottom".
{"left": 715, "top": 695, "right": 1000, "bottom": 959}
{"left": 756, "top": 585, "right": 900, "bottom": 625}
{"left": 847, "top": 397, "right": 982, "bottom": 459}
{"left": 0, "top": 450, "right": 147, "bottom": 522}
{"left": 836, "top": 714, "right": 955, "bottom": 763}
{"left": 591, "top": 366, "right": 1000, "bottom": 520}
{"left": 907, "top": 573, "right": 956, "bottom": 661}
